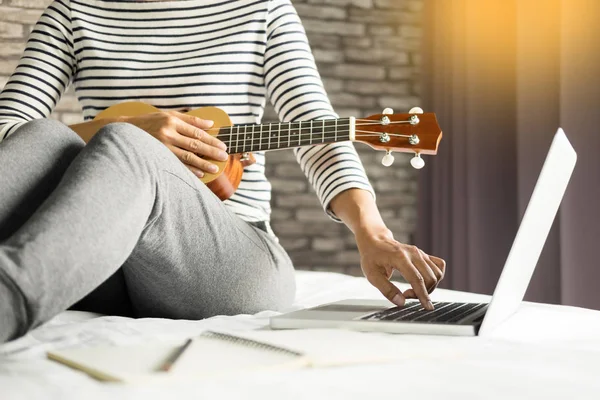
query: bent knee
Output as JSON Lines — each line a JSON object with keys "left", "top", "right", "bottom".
{"left": 93, "top": 122, "right": 156, "bottom": 148}
{"left": 91, "top": 122, "right": 172, "bottom": 163}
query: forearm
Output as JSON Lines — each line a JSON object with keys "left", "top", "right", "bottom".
{"left": 329, "top": 188, "right": 388, "bottom": 236}
{"left": 69, "top": 117, "right": 124, "bottom": 143}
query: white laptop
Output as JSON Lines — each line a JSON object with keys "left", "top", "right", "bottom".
{"left": 270, "top": 129, "right": 577, "bottom": 337}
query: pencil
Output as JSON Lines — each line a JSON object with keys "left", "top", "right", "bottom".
{"left": 160, "top": 338, "right": 193, "bottom": 372}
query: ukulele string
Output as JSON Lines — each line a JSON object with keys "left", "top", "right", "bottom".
{"left": 217, "top": 134, "right": 418, "bottom": 154}
{"left": 215, "top": 130, "right": 415, "bottom": 144}
{"left": 214, "top": 119, "right": 420, "bottom": 152}
{"left": 215, "top": 123, "right": 415, "bottom": 141}
{"left": 213, "top": 119, "right": 414, "bottom": 137}
{"left": 216, "top": 132, "right": 414, "bottom": 142}
{"left": 355, "top": 119, "right": 415, "bottom": 126}
{"left": 354, "top": 131, "right": 415, "bottom": 137}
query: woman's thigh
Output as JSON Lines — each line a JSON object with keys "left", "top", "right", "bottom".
{"left": 98, "top": 131, "right": 297, "bottom": 319}
{"left": 75, "top": 182, "right": 295, "bottom": 320}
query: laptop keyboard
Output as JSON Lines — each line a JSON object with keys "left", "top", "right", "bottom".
{"left": 360, "top": 302, "right": 488, "bottom": 324}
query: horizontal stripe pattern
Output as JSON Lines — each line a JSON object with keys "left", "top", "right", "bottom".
{"left": 0, "top": 0, "right": 374, "bottom": 224}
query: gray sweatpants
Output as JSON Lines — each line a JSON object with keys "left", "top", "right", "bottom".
{"left": 0, "top": 119, "right": 295, "bottom": 343}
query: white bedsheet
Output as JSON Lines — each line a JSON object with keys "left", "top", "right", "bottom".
{"left": 2, "top": 271, "right": 600, "bottom": 400}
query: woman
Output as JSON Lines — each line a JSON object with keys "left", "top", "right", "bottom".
{"left": 0, "top": 0, "right": 445, "bottom": 343}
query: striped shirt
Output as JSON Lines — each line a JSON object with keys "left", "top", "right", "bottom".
{"left": 0, "top": 0, "right": 375, "bottom": 224}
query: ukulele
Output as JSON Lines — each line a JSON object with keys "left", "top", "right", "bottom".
{"left": 95, "top": 102, "right": 442, "bottom": 201}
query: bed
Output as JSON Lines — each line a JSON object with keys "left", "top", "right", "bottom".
{"left": 2, "top": 270, "right": 600, "bottom": 400}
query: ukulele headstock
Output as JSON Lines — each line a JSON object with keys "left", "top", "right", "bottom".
{"left": 353, "top": 107, "right": 442, "bottom": 169}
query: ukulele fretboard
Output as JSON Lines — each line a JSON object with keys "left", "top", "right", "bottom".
{"left": 216, "top": 118, "right": 353, "bottom": 154}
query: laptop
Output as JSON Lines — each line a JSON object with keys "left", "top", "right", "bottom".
{"left": 270, "top": 129, "right": 577, "bottom": 337}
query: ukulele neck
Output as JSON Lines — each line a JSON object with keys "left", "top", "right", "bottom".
{"left": 216, "top": 117, "right": 355, "bottom": 154}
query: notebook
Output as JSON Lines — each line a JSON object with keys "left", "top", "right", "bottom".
{"left": 47, "top": 329, "right": 459, "bottom": 383}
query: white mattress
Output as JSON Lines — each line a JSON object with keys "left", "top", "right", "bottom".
{"left": 2, "top": 271, "right": 600, "bottom": 400}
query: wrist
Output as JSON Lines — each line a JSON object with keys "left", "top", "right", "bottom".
{"left": 354, "top": 222, "right": 391, "bottom": 240}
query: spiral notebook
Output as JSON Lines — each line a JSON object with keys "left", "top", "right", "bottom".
{"left": 47, "top": 329, "right": 419, "bottom": 383}
{"left": 47, "top": 330, "right": 309, "bottom": 383}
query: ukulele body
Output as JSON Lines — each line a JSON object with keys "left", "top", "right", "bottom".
{"left": 94, "top": 102, "right": 250, "bottom": 201}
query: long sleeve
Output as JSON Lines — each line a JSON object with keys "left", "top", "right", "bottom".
{"left": 264, "top": 0, "right": 375, "bottom": 222}
{"left": 0, "top": 0, "right": 75, "bottom": 142}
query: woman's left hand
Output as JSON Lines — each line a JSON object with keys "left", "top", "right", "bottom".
{"left": 355, "top": 227, "right": 446, "bottom": 310}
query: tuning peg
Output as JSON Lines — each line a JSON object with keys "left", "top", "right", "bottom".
{"left": 410, "top": 153, "right": 425, "bottom": 169}
{"left": 409, "top": 107, "right": 424, "bottom": 114}
{"left": 382, "top": 108, "right": 394, "bottom": 115}
{"left": 381, "top": 150, "right": 395, "bottom": 167}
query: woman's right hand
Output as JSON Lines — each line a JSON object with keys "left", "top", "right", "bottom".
{"left": 121, "top": 111, "right": 229, "bottom": 178}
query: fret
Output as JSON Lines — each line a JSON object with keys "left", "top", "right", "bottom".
{"left": 252, "top": 124, "right": 256, "bottom": 153}
{"left": 241, "top": 126, "right": 245, "bottom": 153}
{"left": 250, "top": 124, "right": 254, "bottom": 152}
{"left": 258, "top": 124, "right": 262, "bottom": 152}
{"left": 249, "top": 125, "right": 254, "bottom": 151}
{"left": 334, "top": 119, "right": 338, "bottom": 143}
{"left": 268, "top": 122, "right": 272, "bottom": 150}
{"left": 309, "top": 120, "right": 313, "bottom": 145}
{"left": 287, "top": 122, "right": 290, "bottom": 148}
{"left": 232, "top": 126, "right": 235, "bottom": 152}
{"left": 322, "top": 119, "right": 325, "bottom": 144}
{"left": 278, "top": 122, "right": 281, "bottom": 150}
{"left": 248, "top": 125, "right": 251, "bottom": 151}
{"left": 298, "top": 121, "right": 302, "bottom": 146}
{"left": 237, "top": 126, "right": 241, "bottom": 153}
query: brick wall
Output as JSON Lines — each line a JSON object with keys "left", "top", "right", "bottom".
{"left": 0, "top": 0, "right": 423, "bottom": 277}
{"left": 0, "top": 0, "right": 83, "bottom": 125}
